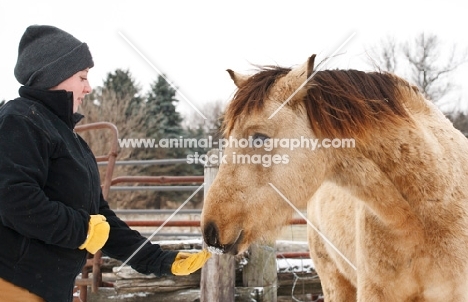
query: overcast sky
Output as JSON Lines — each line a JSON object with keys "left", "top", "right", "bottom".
{"left": 1, "top": 0, "right": 467, "bottom": 117}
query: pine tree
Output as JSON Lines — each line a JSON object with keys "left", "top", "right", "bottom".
{"left": 136, "top": 75, "right": 201, "bottom": 209}
{"left": 145, "top": 75, "right": 182, "bottom": 137}
{"left": 102, "top": 69, "right": 143, "bottom": 118}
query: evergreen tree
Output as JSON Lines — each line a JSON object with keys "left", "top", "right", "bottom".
{"left": 0, "top": 100, "right": 5, "bottom": 108}
{"left": 102, "top": 69, "right": 143, "bottom": 118}
{"left": 144, "top": 75, "right": 183, "bottom": 138}
{"left": 136, "top": 75, "right": 202, "bottom": 209}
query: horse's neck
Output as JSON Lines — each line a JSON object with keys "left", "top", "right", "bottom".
{"left": 347, "top": 108, "right": 468, "bottom": 205}
{"left": 325, "top": 105, "right": 467, "bottom": 232}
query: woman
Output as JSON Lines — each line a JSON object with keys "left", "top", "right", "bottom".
{"left": 0, "top": 25, "right": 210, "bottom": 302}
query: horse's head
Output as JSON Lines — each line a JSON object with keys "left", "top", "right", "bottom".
{"left": 201, "top": 54, "right": 413, "bottom": 255}
{"left": 201, "top": 55, "right": 330, "bottom": 255}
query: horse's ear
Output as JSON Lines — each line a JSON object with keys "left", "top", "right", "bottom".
{"left": 307, "top": 54, "right": 316, "bottom": 79}
{"left": 227, "top": 69, "right": 249, "bottom": 88}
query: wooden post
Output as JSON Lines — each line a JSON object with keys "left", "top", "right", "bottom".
{"left": 242, "top": 243, "right": 278, "bottom": 302}
{"left": 200, "top": 149, "right": 236, "bottom": 302}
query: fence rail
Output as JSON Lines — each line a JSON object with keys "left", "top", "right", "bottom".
{"left": 97, "top": 158, "right": 195, "bottom": 166}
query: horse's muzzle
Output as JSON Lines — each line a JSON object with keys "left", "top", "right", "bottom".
{"left": 203, "top": 221, "right": 243, "bottom": 255}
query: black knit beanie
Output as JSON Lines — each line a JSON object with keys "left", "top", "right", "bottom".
{"left": 14, "top": 25, "right": 94, "bottom": 89}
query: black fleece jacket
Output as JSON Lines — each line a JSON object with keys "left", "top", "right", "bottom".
{"left": 0, "top": 86, "right": 177, "bottom": 302}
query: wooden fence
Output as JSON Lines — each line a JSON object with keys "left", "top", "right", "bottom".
{"left": 85, "top": 240, "right": 321, "bottom": 302}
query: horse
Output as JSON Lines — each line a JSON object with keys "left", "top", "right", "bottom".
{"left": 200, "top": 54, "right": 468, "bottom": 301}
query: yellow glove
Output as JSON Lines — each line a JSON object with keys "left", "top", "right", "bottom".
{"left": 171, "top": 249, "right": 212, "bottom": 275}
{"left": 79, "top": 214, "right": 110, "bottom": 254}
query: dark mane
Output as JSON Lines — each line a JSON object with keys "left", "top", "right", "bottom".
{"left": 305, "top": 69, "right": 415, "bottom": 141}
{"left": 223, "top": 66, "right": 291, "bottom": 135}
{"left": 223, "top": 66, "right": 418, "bottom": 140}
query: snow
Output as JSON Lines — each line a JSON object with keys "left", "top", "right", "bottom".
{"left": 108, "top": 292, "right": 150, "bottom": 299}
{"left": 277, "top": 258, "right": 315, "bottom": 273}
{"left": 153, "top": 238, "right": 315, "bottom": 273}
{"left": 153, "top": 238, "right": 203, "bottom": 246}
{"left": 206, "top": 245, "right": 224, "bottom": 255}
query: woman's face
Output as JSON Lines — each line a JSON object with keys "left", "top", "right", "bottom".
{"left": 50, "top": 69, "right": 92, "bottom": 113}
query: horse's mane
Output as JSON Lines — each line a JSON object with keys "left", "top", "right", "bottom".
{"left": 223, "top": 66, "right": 421, "bottom": 140}
{"left": 305, "top": 69, "right": 417, "bottom": 141}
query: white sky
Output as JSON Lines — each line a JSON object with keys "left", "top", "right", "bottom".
{"left": 1, "top": 0, "right": 467, "bottom": 117}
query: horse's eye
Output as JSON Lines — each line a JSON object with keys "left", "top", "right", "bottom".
{"left": 252, "top": 133, "right": 270, "bottom": 141}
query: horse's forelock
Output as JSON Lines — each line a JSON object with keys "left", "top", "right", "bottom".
{"left": 223, "top": 66, "right": 291, "bottom": 136}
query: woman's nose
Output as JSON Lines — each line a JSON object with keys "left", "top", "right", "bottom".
{"left": 84, "top": 82, "right": 92, "bottom": 94}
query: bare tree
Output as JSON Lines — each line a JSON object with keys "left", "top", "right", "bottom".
{"left": 79, "top": 87, "right": 146, "bottom": 159}
{"left": 183, "top": 99, "right": 226, "bottom": 140}
{"left": 367, "top": 35, "right": 399, "bottom": 73}
{"left": 403, "top": 33, "right": 467, "bottom": 102}
{"left": 78, "top": 86, "right": 148, "bottom": 208}
{"left": 366, "top": 32, "right": 467, "bottom": 104}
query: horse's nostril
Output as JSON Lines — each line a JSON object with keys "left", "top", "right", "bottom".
{"left": 203, "top": 221, "right": 221, "bottom": 248}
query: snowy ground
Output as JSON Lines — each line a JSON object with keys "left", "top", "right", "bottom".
{"left": 155, "top": 238, "right": 315, "bottom": 273}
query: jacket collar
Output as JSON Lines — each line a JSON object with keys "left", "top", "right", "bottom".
{"left": 18, "top": 86, "right": 83, "bottom": 129}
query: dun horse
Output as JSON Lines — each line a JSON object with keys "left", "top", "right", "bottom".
{"left": 201, "top": 54, "right": 468, "bottom": 301}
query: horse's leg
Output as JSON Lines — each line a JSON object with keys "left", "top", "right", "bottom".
{"left": 317, "top": 263, "right": 356, "bottom": 301}
{"left": 309, "top": 235, "right": 356, "bottom": 301}
{"left": 356, "top": 279, "right": 425, "bottom": 302}
{"left": 308, "top": 184, "right": 358, "bottom": 301}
